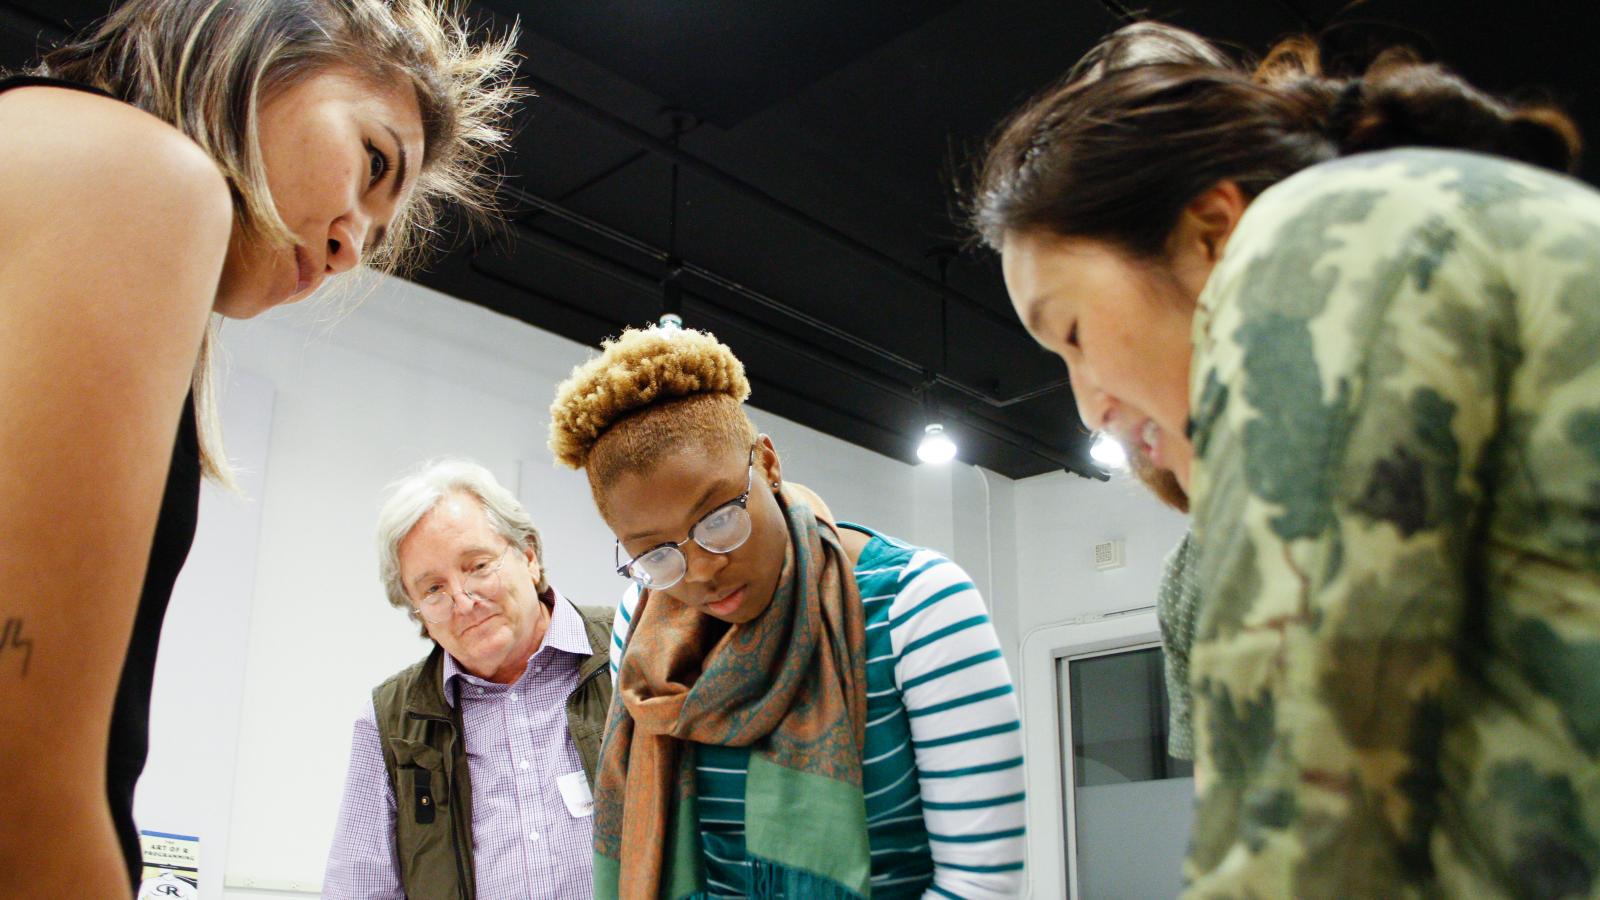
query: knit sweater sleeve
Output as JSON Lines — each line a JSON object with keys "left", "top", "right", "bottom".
{"left": 609, "top": 582, "right": 641, "bottom": 689}
{"left": 1157, "top": 530, "right": 1200, "bottom": 760}
{"left": 884, "top": 550, "right": 1026, "bottom": 899}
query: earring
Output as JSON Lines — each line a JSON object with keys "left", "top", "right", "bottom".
{"left": 771, "top": 481, "right": 781, "bottom": 491}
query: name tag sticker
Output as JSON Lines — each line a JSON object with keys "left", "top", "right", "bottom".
{"left": 557, "top": 770, "right": 594, "bottom": 818}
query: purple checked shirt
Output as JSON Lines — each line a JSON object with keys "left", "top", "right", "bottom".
{"left": 323, "top": 592, "right": 595, "bottom": 899}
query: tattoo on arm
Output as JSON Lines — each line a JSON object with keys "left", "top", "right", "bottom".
{"left": 2, "top": 618, "right": 33, "bottom": 678}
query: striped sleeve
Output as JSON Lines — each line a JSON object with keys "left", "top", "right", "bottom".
{"left": 888, "top": 551, "right": 1026, "bottom": 899}
{"left": 609, "top": 582, "right": 641, "bottom": 687}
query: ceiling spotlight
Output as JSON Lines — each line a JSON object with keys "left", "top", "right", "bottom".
{"left": 657, "top": 312, "right": 684, "bottom": 332}
{"left": 1090, "top": 432, "right": 1128, "bottom": 469}
{"left": 917, "top": 423, "right": 957, "bottom": 464}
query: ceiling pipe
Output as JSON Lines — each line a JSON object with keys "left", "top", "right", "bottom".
{"left": 510, "top": 72, "right": 1042, "bottom": 341}
{"left": 469, "top": 227, "right": 1099, "bottom": 477}
{"left": 501, "top": 186, "right": 1073, "bottom": 410}
{"left": 450, "top": 255, "right": 933, "bottom": 457}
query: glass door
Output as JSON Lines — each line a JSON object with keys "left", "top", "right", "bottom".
{"left": 1059, "top": 643, "right": 1194, "bottom": 898}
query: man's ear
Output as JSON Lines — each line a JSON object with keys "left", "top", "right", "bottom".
{"left": 523, "top": 543, "right": 542, "bottom": 585}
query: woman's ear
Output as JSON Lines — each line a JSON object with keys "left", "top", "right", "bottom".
{"left": 1165, "top": 179, "right": 1246, "bottom": 298}
{"left": 756, "top": 433, "right": 782, "bottom": 489}
{"left": 1181, "top": 179, "right": 1246, "bottom": 263}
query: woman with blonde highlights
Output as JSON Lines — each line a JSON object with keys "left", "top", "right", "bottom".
{"left": 0, "top": 1, "right": 518, "bottom": 892}
{"left": 974, "top": 20, "right": 1599, "bottom": 896}
{"left": 549, "top": 327, "right": 1025, "bottom": 899}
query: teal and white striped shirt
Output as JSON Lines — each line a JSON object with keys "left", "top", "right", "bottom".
{"left": 611, "top": 524, "right": 1025, "bottom": 899}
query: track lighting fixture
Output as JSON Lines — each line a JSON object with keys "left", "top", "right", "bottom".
{"left": 1090, "top": 432, "right": 1127, "bottom": 469}
{"left": 917, "top": 422, "right": 957, "bottom": 464}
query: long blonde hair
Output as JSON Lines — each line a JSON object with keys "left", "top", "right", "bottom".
{"left": 35, "top": 0, "right": 522, "bottom": 483}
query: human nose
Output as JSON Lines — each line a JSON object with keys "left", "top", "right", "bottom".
{"left": 1068, "top": 364, "right": 1116, "bottom": 433}
{"left": 448, "top": 581, "right": 483, "bottom": 613}
{"left": 679, "top": 542, "right": 727, "bottom": 586}
{"left": 328, "top": 189, "right": 398, "bottom": 272}
{"left": 324, "top": 215, "right": 366, "bottom": 277}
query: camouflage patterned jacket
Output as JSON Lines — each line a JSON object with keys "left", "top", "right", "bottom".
{"left": 1160, "top": 529, "right": 1201, "bottom": 761}
{"left": 1185, "top": 148, "right": 1600, "bottom": 898}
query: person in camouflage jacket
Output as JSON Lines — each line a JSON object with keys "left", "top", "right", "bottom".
{"left": 974, "top": 21, "right": 1599, "bottom": 898}
{"left": 1186, "top": 146, "right": 1600, "bottom": 898}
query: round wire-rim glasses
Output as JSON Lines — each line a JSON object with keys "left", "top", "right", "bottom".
{"left": 614, "top": 446, "right": 757, "bottom": 590}
{"left": 413, "top": 544, "right": 516, "bottom": 624}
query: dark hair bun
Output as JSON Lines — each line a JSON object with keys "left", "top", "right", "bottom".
{"left": 1504, "top": 108, "right": 1583, "bottom": 172}
{"left": 1350, "top": 64, "right": 1579, "bottom": 173}
{"left": 971, "top": 21, "right": 1584, "bottom": 259}
{"left": 1260, "top": 38, "right": 1582, "bottom": 174}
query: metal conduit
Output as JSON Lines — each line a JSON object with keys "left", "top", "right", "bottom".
{"left": 471, "top": 226, "right": 1100, "bottom": 477}
{"left": 502, "top": 186, "right": 1074, "bottom": 411}
{"left": 515, "top": 73, "right": 1040, "bottom": 340}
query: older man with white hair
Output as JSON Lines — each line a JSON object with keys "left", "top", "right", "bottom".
{"left": 324, "top": 459, "right": 612, "bottom": 900}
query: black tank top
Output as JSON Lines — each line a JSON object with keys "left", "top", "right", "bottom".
{"left": 1, "top": 74, "right": 205, "bottom": 892}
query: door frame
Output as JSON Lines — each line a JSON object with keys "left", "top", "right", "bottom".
{"left": 1019, "top": 609, "right": 1162, "bottom": 899}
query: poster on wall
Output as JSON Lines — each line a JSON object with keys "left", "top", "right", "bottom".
{"left": 138, "top": 830, "right": 199, "bottom": 899}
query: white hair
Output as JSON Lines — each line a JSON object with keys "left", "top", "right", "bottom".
{"left": 376, "top": 458, "right": 550, "bottom": 623}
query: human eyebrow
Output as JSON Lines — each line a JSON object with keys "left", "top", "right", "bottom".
{"left": 1026, "top": 297, "right": 1070, "bottom": 352}
{"left": 383, "top": 124, "right": 409, "bottom": 200}
{"left": 407, "top": 545, "right": 500, "bottom": 588}
{"left": 1024, "top": 297, "right": 1049, "bottom": 338}
{"left": 619, "top": 480, "right": 736, "bottom": 544}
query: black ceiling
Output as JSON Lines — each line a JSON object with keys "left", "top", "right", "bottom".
{"left": 5, "top": 1, "right": 1595, "bottom": 478}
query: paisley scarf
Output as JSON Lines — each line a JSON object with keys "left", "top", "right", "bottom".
{"left": 592, "top": 483, "right": 870, "bottom": 899}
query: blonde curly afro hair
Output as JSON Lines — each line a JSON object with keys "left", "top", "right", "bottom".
{"left": 549, "top": 327, "right": 757, "bottom": 506}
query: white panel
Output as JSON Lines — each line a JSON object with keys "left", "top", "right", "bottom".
{"left": 751, "top": 408, "right": 917, "bottom": 541}
{"left": 516, "top": 457, "right": 625, "bottom": 609}
{"left": 135, "top": 369, "right": 275, "bottom": 900}
{"left": 1074, "top": 778, "right": 1193, "bottom": 897}
{"left": 1013, "top": 470, "right": 1188, "bottom": 631}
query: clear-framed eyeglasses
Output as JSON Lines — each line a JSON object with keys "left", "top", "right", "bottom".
{"left": 413, "top": 544, "right": 516, "bottom": 624}
{"left": 615, "top": 445, "right": 757, "bottom": 590}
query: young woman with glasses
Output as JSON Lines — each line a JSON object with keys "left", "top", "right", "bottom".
{"left": 0, "top": 1, "right": 518, "bottom": 892}
{"left": 548, "top": 327, "right": 1026, "bottom": 899}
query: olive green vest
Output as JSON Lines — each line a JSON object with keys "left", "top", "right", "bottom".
{"left": 371, "top": 602, "right": 614, "bottom": 900}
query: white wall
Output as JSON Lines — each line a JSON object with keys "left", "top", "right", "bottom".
{"left": 1013, "top": 469, "right": 1190, "bottom": 636}
{"left": 918, "top": 460, "right": 1188, "bottom": 703}
{"left": 135, "top": 272, "right": 1189, "bottom": 896}
{"left": 134, "top": 370, "right": 274, "bottom": 897}
{"left": 907, "top": 463, "right": 1021, "bottom": 675}
{"left": 1009, "top": 469, "right": 1189, "bottom": 899}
